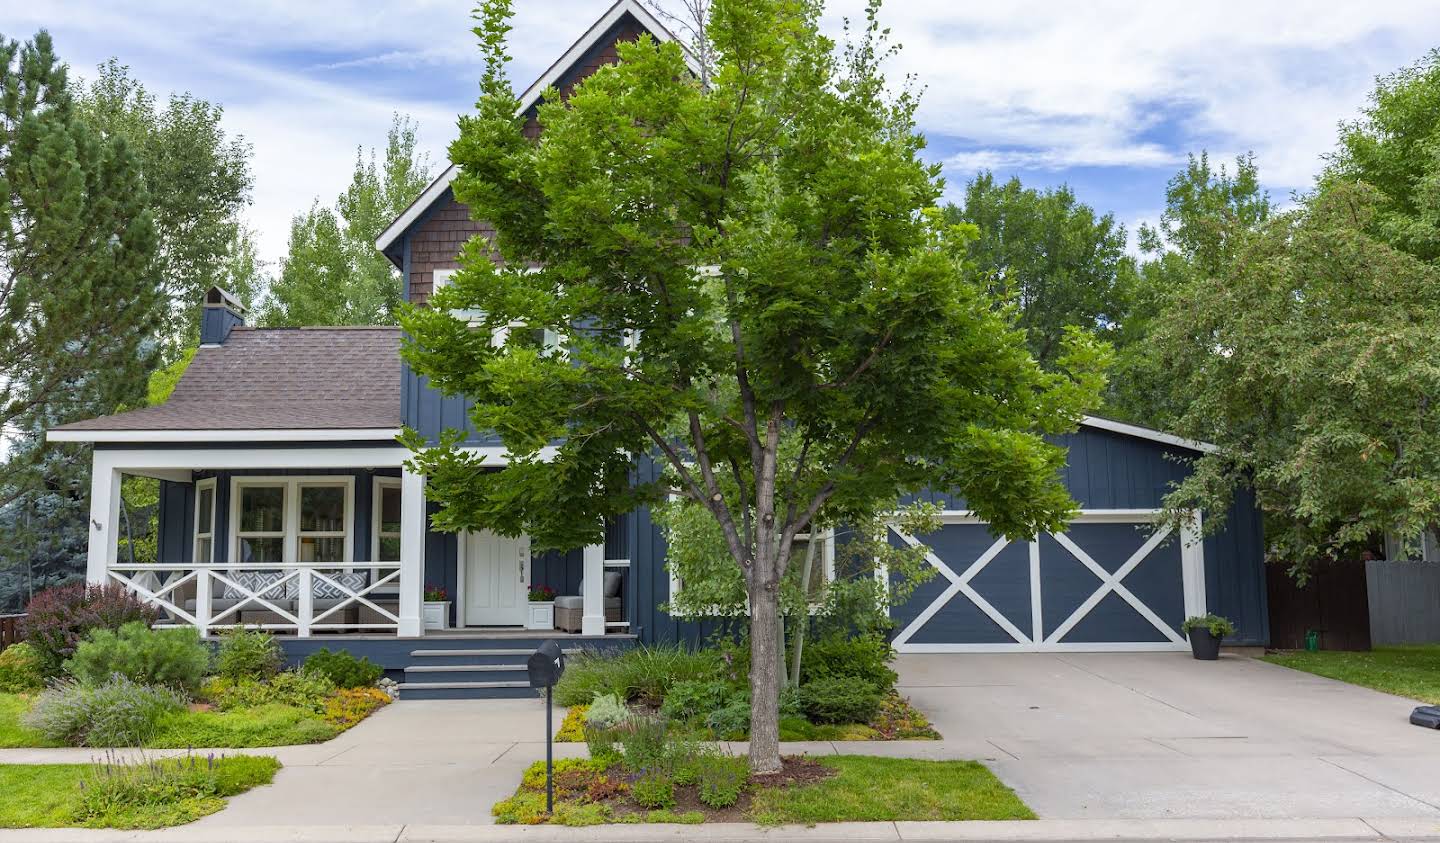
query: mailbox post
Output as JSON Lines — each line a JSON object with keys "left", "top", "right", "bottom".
{"left": 527, "top": 640, "right": 566, "bottom": 813}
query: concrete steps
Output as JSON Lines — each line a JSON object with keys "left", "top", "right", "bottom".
{"left": 396, "top": 638, "right": 610, "bottom": 700}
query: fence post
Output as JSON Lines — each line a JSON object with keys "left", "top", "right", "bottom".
{"left": 195, "top": 571, "right": 212, "bottom": 638}
{"left": 298, "top": 569, "right": 314, "bottom": 638}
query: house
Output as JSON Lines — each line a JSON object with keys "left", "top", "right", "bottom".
{"left": 46, "top": 0, "right": 1268, "bottom": 697}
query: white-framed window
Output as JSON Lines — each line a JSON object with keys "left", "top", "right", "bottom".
{"left": 434, "top": 267, "right": 565, "bottom": 355}
{"left": 229, "top": 476, "right": 355, "bottom": 565}
{"left": 431, "top": 268, "right": 488, "bottom": 325}
{"left": 372, "top": 476, "right": 402, "bottom": 563}
{"left": 193, "top": 478, "right": 217, "bottom": 563}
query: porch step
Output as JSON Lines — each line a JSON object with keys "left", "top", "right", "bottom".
{"left": 409, "top": 647, "right": 584, "bottom": 658}
{"left": 403, "top": 664, "right": 528, "bottom": 684}
{"left": 408, "top": 648, "right": 582, "bottom": 666}
{"left": 396, "top": 680, "right": 537, "bottom": 701}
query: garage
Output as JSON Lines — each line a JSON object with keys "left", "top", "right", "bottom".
{"left": 888, "top": 417, "right": 1269, "bottom": 652}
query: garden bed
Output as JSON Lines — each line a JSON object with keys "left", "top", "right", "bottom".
{"left": 494, "top": 754, "right": 1032, "bottom": 826}
{"left": 0, "top": 754, "right": 279, "bottom": 828}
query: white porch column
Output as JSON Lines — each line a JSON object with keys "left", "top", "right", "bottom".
{"left": 86, "top": 452, "right": 123, "bottom": 585}
{"left": 398, "top": 467, "right": 427, "bottom": 637}
{"left": 582, "top": 543, "right": 605, "bottom": 636}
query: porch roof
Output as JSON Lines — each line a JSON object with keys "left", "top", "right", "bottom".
{"left": 51, "top": 326, "right": 402, "bottom": 436}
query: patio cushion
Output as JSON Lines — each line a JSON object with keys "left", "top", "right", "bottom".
{"left": 220, "top": 571, "right": 287, "bottom": 601}
{"left": 576, "top": 572, "right": 624, "bottom": 599}
{"left": 284, "top": 571, "right": 368, "bottom": 600}
{"left": 553, "top": 595, "right": 621, "bottom": 611}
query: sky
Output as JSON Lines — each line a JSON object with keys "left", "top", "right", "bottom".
{"left": 10, "top": 0, "right": 1440, "bottom": 269}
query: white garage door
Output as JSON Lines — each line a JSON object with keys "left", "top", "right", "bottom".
{"left": 889, "top": 510, "right": 1207, "bottom": 653}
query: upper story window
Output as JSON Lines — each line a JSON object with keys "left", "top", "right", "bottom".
{"left": 229, "top": 477, "right": 354, "bottom": 565}
{"left": 433, "top": 267, "right": 565, "bottom": 356}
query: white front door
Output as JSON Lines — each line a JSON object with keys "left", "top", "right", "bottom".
{"left": 463, "top": 530, "right": 530, "bottom": 626}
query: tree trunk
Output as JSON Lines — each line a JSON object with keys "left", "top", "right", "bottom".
{"left": 747, "top": 574, "right": 782, "bottom": 774}
{"left": 790, "top": 537, "right": 818, "bottom": 689}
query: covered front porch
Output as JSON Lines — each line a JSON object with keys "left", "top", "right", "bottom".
{"left": 83, "top": 443, "right": 630, "bottom": 639}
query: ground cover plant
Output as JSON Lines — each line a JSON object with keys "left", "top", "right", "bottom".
{"left": 1262, "top": 645, "right": 1440, "bottom": 704}
{"left": 0, "top": 752, "right": 279, "bottom": 829}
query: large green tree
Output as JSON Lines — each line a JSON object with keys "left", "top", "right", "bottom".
{"left": 946, "top": 172, "right": 1136, "bottom": 370}
{"left": 76, "top": 59, "right": 254, "bottom": 357}
{"left": 402, "top": 0, "right": 1106, "bottom": 772}
{"left": 260, "top": 114, "right": 431, "bottom": 326}
{"left": 0, "top": 32, "right": 162, "bottom": 607}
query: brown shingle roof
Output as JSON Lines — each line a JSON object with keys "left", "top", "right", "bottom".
{"left": 53, "top": 327, "right": 402, "bottom": 432}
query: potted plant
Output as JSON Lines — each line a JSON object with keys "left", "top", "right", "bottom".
{"left": 1182, "top": 614, "right": 1235, "bottom": 660}
{"left": 422, "top": 584, "right": 450, "bottom": 631}
{"left": 527, "top": 584, "right": 556, "bottom": 631}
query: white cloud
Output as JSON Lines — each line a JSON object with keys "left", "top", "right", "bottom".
{"left": 9, "top": 0, "right": 1440, "bottom": 273}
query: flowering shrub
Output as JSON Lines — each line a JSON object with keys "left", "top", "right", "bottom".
{"left": 22, "top": 584, "right": 157, "bottom": 677}
{"left": 423, "top": 584, "right": 449, "bottom": 602}
{"left": 25, "top": 676, "right": 185, "bottom": 747}
{"left": 528, "top": 584, "right": 556, "bottom": 602}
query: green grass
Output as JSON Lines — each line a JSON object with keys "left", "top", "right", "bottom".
{"left": 748, "top": 756, "right": 1035, "bottom": 825}
{"left": 0, "top": 756, "right": 279, "bottom": 828}
{"left": 149, "top": 703, "right": 340, "bottom": 748}
{"left": 1262, "top": 645, "right": 1440, "bottom": 703}
{"left": 0, "top": 693, "right": 342, "bottom": 749}
{"left": 0, "top": 694, "right": 58, "bottom": 748}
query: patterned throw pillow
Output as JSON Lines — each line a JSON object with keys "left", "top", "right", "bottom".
{"left": 222, "top": 571, "right": 286, "bottom": 601}
{"left": 309, "top": 571, "right": 369, "bottom": 600}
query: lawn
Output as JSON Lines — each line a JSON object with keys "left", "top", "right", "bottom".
{"left": 749, "top": 756, "right": 1034, "bottom": 825}
{"left": 0, "top": 692, "right": 354, "bottom": 748}
{"left": 0, "top": 755, "right": 279, "bottom": 828}
{"left": 1262, "top": 645, "right": 1440, "bottom": 703}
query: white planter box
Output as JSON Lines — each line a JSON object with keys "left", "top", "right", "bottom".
{"left": 422, "top": 601, "right": 450, "bottom": 631}
{"left": 527, "top": 601, "right": 555, "bottom": 631}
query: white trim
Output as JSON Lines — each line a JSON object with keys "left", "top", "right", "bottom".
{"left": 398, "top": 467, "right": 426, "bottom": 636}
{"left": 1080, "top": 416, "right": 1217, "bottom": 454}
{"left": 228, "top": 476, "right": 355, "bottom": 566}
{"left": 372, "top": 476, "right": 403, "bottom": 563}
{"left": 373, "top": 0, "right": 698, "bottom": 254}
{"left": 48, "top": 428, "right": 401, "bottom": 444}
{"left": 895, "top": 641, "right": 1188, "bottom": 654}
{"left": 193, "top": 478, "right": 217, "bottom": 564}
{"left": 1180, "top": 511, "right": 1208, "bottom": 619}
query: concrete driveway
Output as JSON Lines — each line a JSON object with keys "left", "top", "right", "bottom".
{"left": 897, "top": 652, "right": 1440, "bottom": 820}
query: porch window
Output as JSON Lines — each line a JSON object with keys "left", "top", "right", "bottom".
{"left": 229, "top": 477, "right": 354, "bottom": 564}
{"left": 235, "top": 483, "right": 286, "bottom": 564}
{"left": 193, "top": 478, "right": 216, "bottom": 563}
{"left": 373, "top": 477, "right": 402, "bottom": 562}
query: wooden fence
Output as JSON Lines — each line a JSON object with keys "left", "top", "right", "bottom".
{"left": 1265, "top": 560, "right": 1372, "bottom": 651}
{"left": 1366, "top": 561, "right": 1440, "bottom": 645}
{"left": 0, "top": 614, "right": 23, "bottom": 652}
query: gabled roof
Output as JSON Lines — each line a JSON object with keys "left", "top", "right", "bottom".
{"left": 374, "top": 0, "right": 695, "bottom": 257}
{"left": 1080, "top": 415, "right": 1217, "bottom": 454}
{"left": 48, "top": 327, "right": 402, "bottom": 442}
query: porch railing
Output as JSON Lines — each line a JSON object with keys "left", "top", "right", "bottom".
{"left": 604, "top": 558, "right": 631, "bottom": 631}
{"left": 0, "top": 614, "right": 23, "bottom": 651}
{"left": 105, "top": 563, "right": 403, "bottom": 637}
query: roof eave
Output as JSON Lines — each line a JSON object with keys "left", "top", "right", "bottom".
{"left": 46, "top": 428, "right": 403, "bottom": 444}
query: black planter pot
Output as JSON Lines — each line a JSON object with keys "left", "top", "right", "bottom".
{"left": 1188, "top": 628, "right": 1222, "bottom": 660}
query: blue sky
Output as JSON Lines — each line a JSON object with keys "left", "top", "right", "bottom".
{"left": 11, "top": 0, "right": 1440, "bottom": 266}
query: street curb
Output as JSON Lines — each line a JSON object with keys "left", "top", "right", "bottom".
{"left": 4, "top": 817, "right": 1440, "bottom": 843}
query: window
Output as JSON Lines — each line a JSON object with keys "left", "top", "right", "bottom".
{"left": 193, "top": 479, "right": 216, "bottom": 563}
{"left": 432, "top": 269, "right": 487, "bottom": 325}
{"left": 373, "top": 477, "right": 402, "bottom": 562}
{"left": 229, "top": 477, "right": 354, "bottom": 565}
{"left": 434, "top": 267, "right": 565, "bottom": 355}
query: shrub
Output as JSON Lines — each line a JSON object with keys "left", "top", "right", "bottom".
{"left": 65, "top": 622, "right": 210, "bottom": 692}
{"left": 73, "top": 752, "right": 280, "bottom": 826}
{"left": 213, "top": 628, "right": 283, "bottom": 681}
{"left": 552, "top": 644, "right": 722, "bottom": 707}
{"left": 203, "top": 670, "right": 336, "bottom": 714}
{"left": 631, "top": 772, "right": 676, "bottom": 809}
{"left": 583, "top": 692, "right": 630, "bottom": 729}
{"left": 323, "top": 687, "right": 390, "bottom": 728}
{"left": 800, "top": 633, "right": 897, "bottom": 693}
{"left": 799, "top": 675, "right": 884, "bottom": 725}
{"left": 659, "top": 679, "right": 730, "bottom": 721}
{"left": 779, "top": 684, "right": 803, "bottom": 718}
{"left": 24, "top": 676, "right": 185, "bottom": 746}
{"left": 698, "top": 754, "right": 747, "bottom": 809}
{"left": 705, "top": 693, "right": 751, "bottom": 740}
{"left": 302, "top": 648, "right": 383, "bottom": 689}
{"left": 778, "top": 714, "right": 816, "bottom": 741}
{"left": 616, "top": 715, "right": 670, "bottom": 773}
{"left": 0, "top": 642, "right": 44, "bottom": 692}
{"left": 21, "top": 583, "right": 158, "bottom": 677}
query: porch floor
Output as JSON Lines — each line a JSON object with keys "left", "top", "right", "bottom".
{"left": 285, "top": 628, "right": 636, "bottom": 641}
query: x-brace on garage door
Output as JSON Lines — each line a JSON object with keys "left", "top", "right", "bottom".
{"left": 889, "top": 510, "right": 1207, "bottom": 653}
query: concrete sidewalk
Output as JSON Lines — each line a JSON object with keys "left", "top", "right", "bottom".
{"left": 4, "top": 817, "right": 1440, "bottom": 842}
